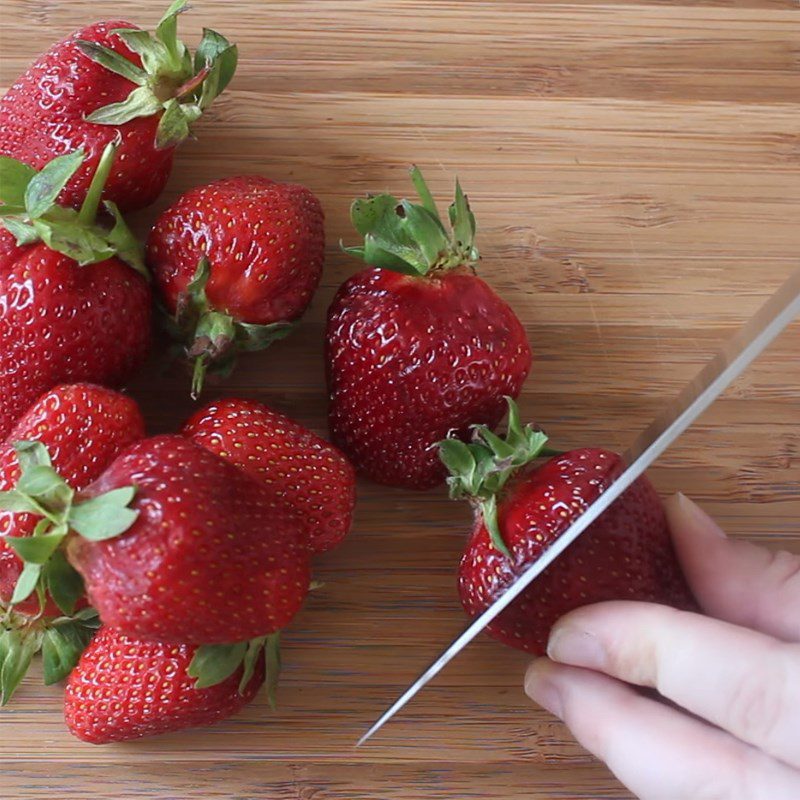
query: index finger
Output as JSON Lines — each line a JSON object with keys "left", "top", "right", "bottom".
{"left": 546, "top": 601, "right": 800, "bottom": 769}
{"left": 666, "top": 493, "right": 800, "bottom": 642}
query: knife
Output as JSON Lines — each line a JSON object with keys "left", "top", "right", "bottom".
{"left": 357, "top": 267, "right": 800, "bottom": 747}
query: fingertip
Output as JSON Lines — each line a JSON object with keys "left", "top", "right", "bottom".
{"left": 665, "top": 493, "right": 726, "bottom": 543}
{"left": 524, "top": 658, "right": 564, "bottom": 717}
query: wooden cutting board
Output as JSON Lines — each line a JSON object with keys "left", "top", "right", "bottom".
{"left": 2, "top": 1, "right": 799, "bottom": 798}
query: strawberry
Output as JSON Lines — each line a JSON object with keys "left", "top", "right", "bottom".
{"left": 64, "top": 626, "right": 277, "bottom": 744}
{"left": 0, "top": 384, "right": 144, "bottom": 705}
{"left": 182, "top": 398, "right": 356, "bottom": 554}
{"left": 0, "top": 383, "right": 145, "bottom": 617}
{"left": 327, "top": 168, "right": 531, "bottom": 490}
{"left": 440, "top": 400, "right": 697, "bottom": 655}
{"left": 0, "top": 144, "right": 151, "bottom": 439}
{"left": 66, "top": 435, "right": 310, "bottom": 644}
{"left": 0, "top": 1, "right": 236, "bottom": 212}
{"left": 147, "top": 176, "right": 325, "bottom": 396}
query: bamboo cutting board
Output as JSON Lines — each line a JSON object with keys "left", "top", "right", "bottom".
{"left": 2, "top": 1, "right": 799, "bottom": 798}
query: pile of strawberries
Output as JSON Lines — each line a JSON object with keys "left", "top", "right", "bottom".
{"left": 0, "top": 2, "right": 695, "bottom": 744}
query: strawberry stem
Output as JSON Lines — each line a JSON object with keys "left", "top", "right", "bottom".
{"left": 191, "top": 356, "right": 208, "bottom": 400}
{"left": 77, "top": 140, "right": 118, "bottom": 226}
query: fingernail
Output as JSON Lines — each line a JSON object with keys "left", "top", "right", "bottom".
{"left": 547, "top": 624, "right": 606, "bottom": 669}
{"left": 524, "top": 659, "right": 564, "bottom": 718}
{"left": 666, "top": 492, "right": 726, "bottom": 538}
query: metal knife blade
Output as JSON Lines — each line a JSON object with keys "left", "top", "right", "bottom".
{"left": 357, "top": 267, "right": 800, "bottom": 747}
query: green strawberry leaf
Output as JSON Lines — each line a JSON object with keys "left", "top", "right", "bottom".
{"left": 237, "top": 321, "right": 294, "bottom": 352}
{"left": 409, "top": 165, "right": 443, "bottom": 225}
{"left": 4, "top": 531, "right": 66, "bottom": 565}
{"left": 265, "top": 633, "right": 282, "bottom": 710}
{"left": 0, "top": 157, "right": 36, "bottom": 209}
{"left": 11, "top": 562, "right": 42, "bottom": 606}
{"left": 41, "top": 620, "right": 95, "bottom": 685}
{"left": 396, "top": 200, "right": 452, "bottom": 269}
{"left": 44, "top": 550, "right": 85, "bottom": 617}
{"left": 188, "top": 642, "right": 248, "bottom": 689}
{"left": 15, "top": 440, "right": 52, "bottom": 471}
{"left": 74, "top": 607, "right": 101, "bottom": 626}
{"left": 155, "top": 0, "right": 188, "bottom": 66}
{"left": 104, "top": 201, "right": 148, "bottom": 278}
{"left": 67, "top": 487, "right": 139, "bottom": 542}
{"left": 17, "top": 465, "right": 64, "bottom": 497}
{"left": 0, "top": 217, "right": 38, "bottom": 244}
{"left": 439, "top": 439, "right": 479, "bottom": 499}
{"left": 238, "top": 636, "right": 266, "bottom": 695}
{"left": 0, "top": 628, "right": 40, "bottom": 705}
{"left": 448, "top": 180, "right": 480, "bottom": 261}
{"left": 350, "top": 193, "right": 399, "bottom": 237}
{"left": 32, "top": 217, "right": 116, "bottom": 266}
{"left": 85, "top": 84, "right": 163, "bottom": 125}
{"left": 481, "top": 495, "right": 511, "bottom": 558}
{"left": 160, "top": 0, "right": 189, "bottom": 23}
{"left": 185, "top": 256, "right": 211, "bottom": 310}
{"left": 24, "top": 150, "right": 85, "bottom": 219}
{"left": 361, "top": 232, "right": 428, "bottom": 275}
{"left": 76, "top": 41, "right": 147, "bottom": 85}
{"left": 155, "top": 98, "right": 194, "bottom": 149}
{"left": 0, "top": 490, "right": 46, "bottom": 515}
{"left": 195, "top": 30, "right": 237, "bottom": 95}
{"left": 114, "top": 29, "right": 169, "bottom": 75}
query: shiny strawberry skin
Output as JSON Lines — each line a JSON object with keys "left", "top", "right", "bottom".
{"left": 148, "top": 176, "right": 325, "bottom": 324}
{"left": 459, "top": 449, "right": 697, "bottom": 654}
{"left": 326, "top": 268, "right": 532, "bottom": 490}
{"left": 68, "top": 435, "right": 310, "bottom": 644}
{"left": 64, "top": 627, "right": 264, "bottom": 744}
{"left": 0, "top": 245, "right": 152, "bottom": 439}
{"left": 0, "top": 383, "right": 145, "bottom": 615}
{"left": 0, "top": 21, "right": 174, "bottom": 212}
{"left": 182, "top": 398, "right": 356, "bottom": 554}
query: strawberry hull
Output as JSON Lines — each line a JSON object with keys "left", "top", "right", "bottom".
{"left": 0, "top": 21, "right": 173, "bottom": 212}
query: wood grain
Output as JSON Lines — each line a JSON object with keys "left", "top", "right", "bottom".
{"left": 1, "top": 0, "right": 799, "bottom": 797}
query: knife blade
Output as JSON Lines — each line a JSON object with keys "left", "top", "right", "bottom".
{"left": 357, "top": 267, "right": 800, "bottom": 747}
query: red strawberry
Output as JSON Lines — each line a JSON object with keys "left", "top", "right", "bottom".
{"left": 0, "top": 145, "right": 152, "bottom": 439}
{"left": 440, "top": 401, "right": 696, "bottom": 655}
{"left": 327, "top": 168, "right": 531, "bottom": 490}
{"left": 147, "top": 176, "right": 325, "bottom": 396}
{"left": 0, "top": 2, "right": 236, "bottom": 212}
{"left": 182, "top": 398, "right": 356, "bottom": 554}
{"left": 64, "top": 627, "right": 271, "bottom": 744}
{"left": 0, "top": 384, "right": 144, "bottom": 705}
{"left": 67, "top": 435, "right": 310, "bottom": 644}
{"left": 0, "top": 383, "right": 145, "bottom": 617}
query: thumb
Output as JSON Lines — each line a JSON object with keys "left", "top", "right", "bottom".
{"left": 665, "top": 493, "right": 800, "bottom": 643}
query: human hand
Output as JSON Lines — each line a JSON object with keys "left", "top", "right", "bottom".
{"left": 524, "top": 493, "right": 800, "bottom": 799}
